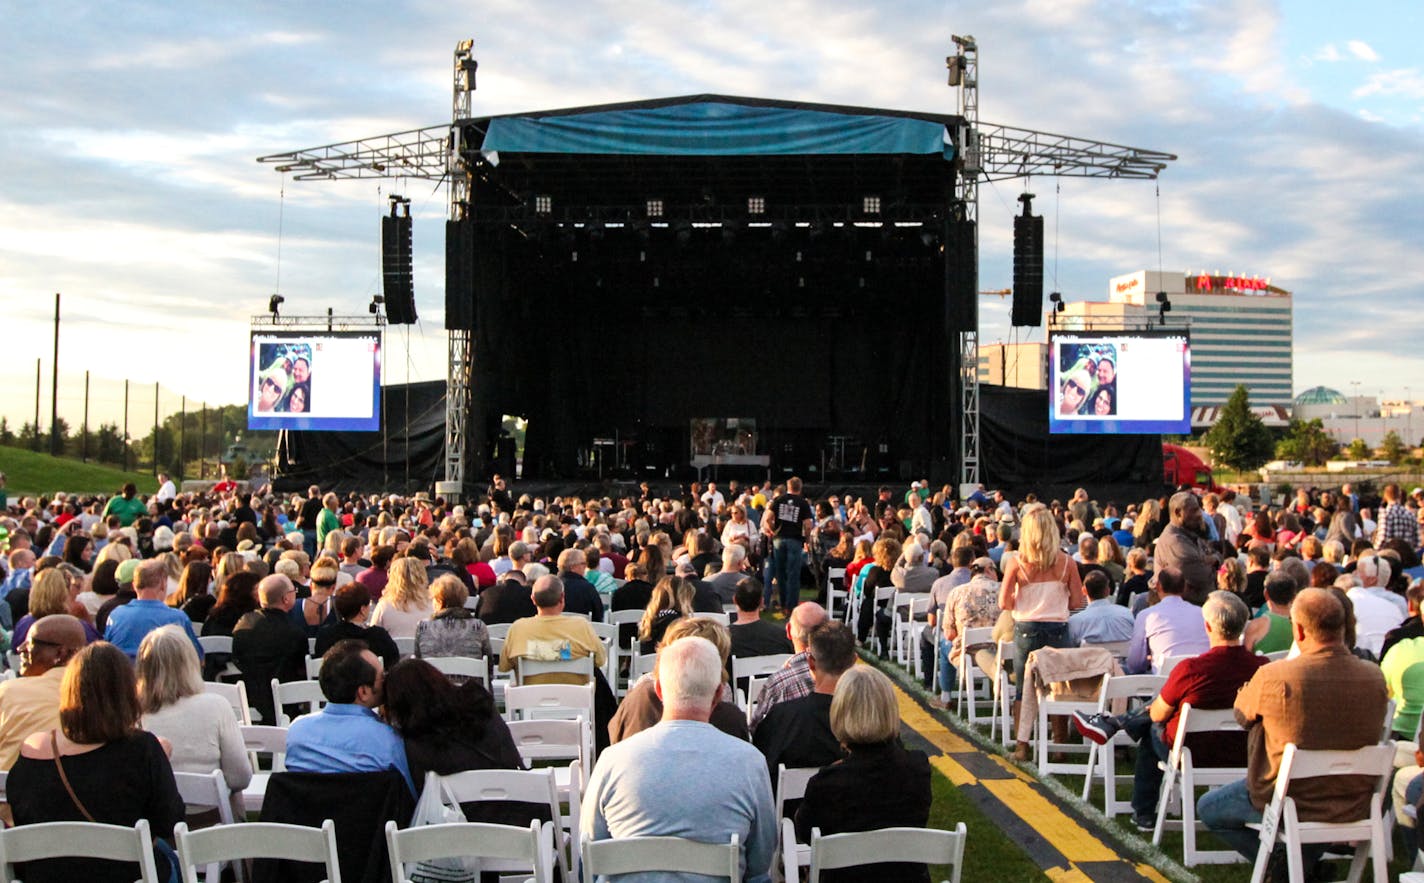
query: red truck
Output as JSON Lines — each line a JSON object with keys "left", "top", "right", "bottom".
{"left": 1162, "top": 443, "right": 1224, "bottom": 493}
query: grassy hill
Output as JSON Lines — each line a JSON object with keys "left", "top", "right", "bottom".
{"left": 0, "top": 445, "right": 159, "bottom": 498}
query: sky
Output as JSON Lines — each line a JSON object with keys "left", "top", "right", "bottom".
{"left": 2, "top": 0, "right": 1422, "bottom": 432}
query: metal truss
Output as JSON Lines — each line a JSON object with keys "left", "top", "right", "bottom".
{"left": 444, "top": 39, "right": 478, "bottom": 490}
{"left": 974, "top": 124, "right": 1175, "bottom": 182}
{"left": 257, "top": 126, "right": 450, "bottom": 181}
{"left": 248, "top": 314, "right": 385, "bottom": 331}
{"left": 951, "top": 35, "right": 982, "bottom": 493}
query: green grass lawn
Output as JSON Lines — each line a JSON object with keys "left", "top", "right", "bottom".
{"left": 927, "top": 768, "right": 1049, "bottom": 881}
{"left": 0, "top": 444, "right": 159, "bottom": 497}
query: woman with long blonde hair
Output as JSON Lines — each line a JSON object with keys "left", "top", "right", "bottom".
{"left": 370, "top": 556, "right": 434, "bottom": 639}
{"left": 637, "top": 575, "right": 693, "bottom": 653}
{"left": 998, "top": 504, "right": 1084, "bottom": 759}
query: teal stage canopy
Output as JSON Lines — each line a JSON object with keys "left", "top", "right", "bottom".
{"left": 477, "top": 96, "right": 956, "bottom": 159}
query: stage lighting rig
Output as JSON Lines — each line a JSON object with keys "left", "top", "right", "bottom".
{"left": 369, "top": 294, "right": 385, "bottom": 315}
{"left": 1048, "top": 290, "right": 1065, "bottom": 324}
{"left": 1155, "top": 289, "right": 1172, "bottom": 324}
{"left": 268, "top": 294, "right": 284, "bottom": 322}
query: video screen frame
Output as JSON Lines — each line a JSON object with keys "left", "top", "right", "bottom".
{"left": 1047, "top": 329, "right": 1191, "bottom": 435}
{"left": 247, "top": 331, "right": 382, "bottom": 432}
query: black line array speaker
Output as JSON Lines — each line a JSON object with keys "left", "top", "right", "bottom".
{"left": 382, "top": 214, "right": 416, "bottom": 325}
{"left": 1011, "top": 197, "right": 1043, "bottom": 327}
{"left": 444, "top": 218, "right": 475, "bottom": 330}
{"left": 944, "top": 218, "right": 977, "bottom": 333}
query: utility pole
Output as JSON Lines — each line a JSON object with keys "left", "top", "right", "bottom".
{"left": 153, "top": 382, "right": 160, "bottom": 476}
{"left": 32, "top": 358, "right": 41, "bottom": 452}
{"left": 82, "top": 370, "right": 90, "bottom": 462}
{"left": 50, "top": 293, "right": 60, "bottom": 456}
{"left": 178, "top": 396, "right": 186, "bottom": 481}
{"left": 123, "top": 379, "right": 130, "bottom": 472}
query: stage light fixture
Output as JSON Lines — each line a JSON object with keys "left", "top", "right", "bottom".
{"left": 862, "top": 195, "right": 881, "bottom": 214}
{"left": 459, "top": 57, "right": 478, "bottom": 92}
{"left": 369, "top": 294, "right": 384, "bottom": 315}
{"left": 268, "top": 294, "right": 284, "bottom": 321}
{"left": 946, "top": 55, "right": 963, "bottom": 86}
{"left": 645, "top": 199, "right": 663, "bottom": 218}
{"left": 747, "top": 196, "right": 765, "bottom": 215}
{"left": 534, "top": 194, "right": 552, "bottom": 214}
{"left": 1156, "top": 289, "right": 1172, "bottom": 323}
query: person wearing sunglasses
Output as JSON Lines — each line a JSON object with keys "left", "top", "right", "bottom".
{"left": 0, "top": 614, "right": 86, "bottom": 769}
{"left": 1058, "top": 368, "right": 1093, "bottom": 416}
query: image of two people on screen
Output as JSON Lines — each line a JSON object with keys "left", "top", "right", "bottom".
{"left": 255, "top": 343, "right": 313, "bottom": 414}
{"left": 1057, "top": 343, "right": 1116, "bottom": 417}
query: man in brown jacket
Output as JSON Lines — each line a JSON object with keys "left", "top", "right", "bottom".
{"left": 1198, "top": 588, "right": 1388, "bottom": 874}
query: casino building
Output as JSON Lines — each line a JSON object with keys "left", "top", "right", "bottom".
{"left": 1051, "top": 270, "right": 1294, "bottom": 422}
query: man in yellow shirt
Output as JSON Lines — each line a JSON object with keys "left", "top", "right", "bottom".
{"left": 500, "top": 575, "right": 607, "bottom": 685}
{"left": 0, "top": 614, "right": 86, "bottom": 769}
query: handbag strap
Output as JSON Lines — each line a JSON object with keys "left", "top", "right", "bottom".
{"left": 50, "top": 730, "right": 96, "bottom": 823}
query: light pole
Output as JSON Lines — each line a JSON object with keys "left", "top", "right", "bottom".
{"left": 1350, "top": 380, "right": 1361, "bottom": 444}
{"left": 1407, "top": 386, "right": 1413, "bottom": 450}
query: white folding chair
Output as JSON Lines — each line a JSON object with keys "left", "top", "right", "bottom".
{"left": 486, "top": 623, "right": 512, "bottom": 640}
{"left": 954, "top": 627, "right": 996, "bottom": 726}
{"left": 516, "top": 655, "right": 595, "bottom": 686}
{"left": 304, "top": 655, "right": 323, "bottom": 679}
{"left": 1031, "top": 655, "right": 1109, "bottom": 778}
{"left": 581, "top": 832, "right": 741, "bottom": 883}
{"left": 386, "top": 818, "right": 553, "bottom": 883}
{"left": 0, "top": 819, "right": 161, "bottom": 883}
{"left": 270, "top": 678, "right": 327, "bottom": 727}
{"left": 239, "top": 724, "right": 288, "bottom": 814}
{"left": 1080, "top": 674, "right": 1165, "bottom": 817}
{"left": 560, "top": 611, "right": 592, "bottom": 621}
{"left": 732, "top": 654, "right": 793, "bottom": 686}
{"left": 423, "top": 655, "right": 491, "bottom": 690}
{"left": 1152, "top": 703, "right": 1249, "bottom": 866}
{"left": 869, "top": 586, "right": 896, "bottom": 656}
{"left": 507, "top": 716, "right": 594, "bottom": 798}
{"left": 628, "top": 651, "right": 658, "bottom": 688}
{"left": 691, "top": 611, "right": 730, "bottom": 623}
{"left": 608, "top": 610, "right": 645, "bottom": 697}
{"left": 1157, "top": 653, "right": 1198, "bottom": 677}
{"left": 892, "top": 594, "right": 931, "bottom": 672}
{"left": 825, "top": 567, "right": 847, "bottom": 622}
{"left": 1247, "top": 742, "right": 1394, "bottom": 883}
{"left": 1083, "top": 639, "right": 1131, "bottom": 662}
{"left": 307, "top": 637, "right": 317, "bottom": 656}
{"left": 203, "top": 680, "right": 254, "bottom": 726}
{"left": 174, "top": 819, "right": 341, "bottom": 883}
{"left": 586, "top": 621, "right": 619, "bottom": 687}
{"left": 503, "top": 683, "right": 595, "bottom": 723}
{"left": 744, "top": 675, "right": 770, "bottom": 724}
{"left": 804, "top": 823, "right": 967, "bottom": 883}
{"left": 775, "top": 765, "right": 820, "bottom": 875}
{"left": 199, "top": 635, "right": 241, "bottom": 682}
{"left": 393, "top": 636, "right": 416, "bottom": 657}
{"left": 172, "top": 770, "right": 238, "bottom": 882}
{"left": 989, "top": 640, "right": 1018, "bottom": 747}
{"left": 437, "top": 767, "right": 577, "bottom": 883}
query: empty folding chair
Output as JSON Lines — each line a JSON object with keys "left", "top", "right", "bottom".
{"left": 239, "top": 724, "right": 288, "bottom": 815}
{"left": 503, "top": 683, "right": 595, "bottom": 723}
{"left": 436, "top": 766, "right": 577, "bottom": 882}
{"left": 581, "top": 832, "right": 741, "bottom": 883}
{"left": 825, "top": 567, "right": 847, "bottom": 622}
{"left": 507, "top": 716, "right": 594, "bottom": 798}
{"left": 174, "top": 819, "right": 341, "bottom": 883}
{"left": 172, "top": 770, "right": 238, "bottom": 881}
{"left": 803, "top": 823, "right": 967, "bottom": 883}
{"left": 0, "top": 819, "right": 161, "bottom": 883}
{"left": 386, "top": 818, "right": 553, "bottom": 883}
{"left": 1080, "top": 673, "right": 1165, "bottom": 817}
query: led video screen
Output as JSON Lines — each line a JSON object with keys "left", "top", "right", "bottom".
{"left": 247, "top": 332, "right": 381, "bottom": 432}
{"left": 1048, "top": 330, "right": 1190, "bottom": 435}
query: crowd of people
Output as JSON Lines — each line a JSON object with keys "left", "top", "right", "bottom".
{"left": 0, "top": 472, "right": 1421, "bottom": 880}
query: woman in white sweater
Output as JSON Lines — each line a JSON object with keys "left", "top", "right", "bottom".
{"left": 137, "top": 625, "right": 252, "bottom": 808}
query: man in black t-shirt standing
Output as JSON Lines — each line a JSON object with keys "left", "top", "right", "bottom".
{"left": 296, "top": 485, "right": 324, "bottom": 557}
{"left": 761, "top": 476, "right": 813, "bottom": 613}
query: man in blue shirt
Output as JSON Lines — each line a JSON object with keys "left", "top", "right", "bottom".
{"left": 104, "top": 559, "right": 204, "bottom": 660}
{"left": 285, "top": 639, "right": 414, "bottom": 794}
{"left": 1068, "top": 571, "right": 1136, "bottom": 646}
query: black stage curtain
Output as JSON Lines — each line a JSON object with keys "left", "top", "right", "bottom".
{"left": 274, "top": 381, "right": 446, "bottom": 495}
{"left": 461, "top": 223, "right": 952, "bottom": 481}
{"left": 980, "top": 384, "right": 1163, "bottom": 503}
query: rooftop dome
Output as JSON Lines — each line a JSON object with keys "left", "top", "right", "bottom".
{"left": 1295, "top": 386, "right": 1348, "bottom": 406}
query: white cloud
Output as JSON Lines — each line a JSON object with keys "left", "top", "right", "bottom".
{"left": 1347, "top": 40, "right": 1380, "bottom": 62}
{"left": 1313, "top": 43, "right": 1343, "bottom": 63}
{"left": 1354, "top": 68, "right": 1424, "bottom": 99}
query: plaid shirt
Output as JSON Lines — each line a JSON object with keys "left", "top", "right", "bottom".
{"left": 1377, "top": 503, "right": 1419, "bottom": 547}
{"left": 748, "top": 651, "right": 812, "bottom": 732}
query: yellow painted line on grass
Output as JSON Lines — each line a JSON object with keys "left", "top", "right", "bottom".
{"left": 895, "top": 689, "right": 978, "bottom": 754}
{"left": 1044, "top": 866, "right": 1095, "bottom": 882}
{"left": 1134, "top": 864, "right": 1172, "bottom": 883}
{"left": 929, "top": 754, "right": 979, "bottom": 787}
{"left": 989, "top": 754, "right": 1037, "bottom": 782}
{"left": 981, "top": 779, "right": 1119, "bottom": 864}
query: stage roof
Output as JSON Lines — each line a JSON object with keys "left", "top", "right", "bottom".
{"left": 460, "top": 95, "right": 963, "bottom": 217}
{"left": 471, "top": 94, "right": 958, "bottom": 158}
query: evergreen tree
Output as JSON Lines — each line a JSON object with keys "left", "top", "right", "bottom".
{"left": 1201, "top": 385, "right": 1274, "bottom": 471}
{"left": 1275, "top": 418, "right": 1337, "bottom": 467}
{"left": 1380, "top": 430, "right": 1406, "bottom": 465}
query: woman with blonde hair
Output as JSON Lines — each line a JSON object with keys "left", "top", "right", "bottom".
{"left": 1217, "top": 558, "right": 1246, "bottom": 595}
{"left": 638, "top": 575, "right": 694, "bottom": 653}
{"left": 136, "top": 625, "right": 251, "bottom": 796}
{"left": 291, "top": 556, "right": 339, "bottom": 638}
{"left": 1133, "top": 498, "right": 1162, "bottom": 548}
{"left": 610, "top": 616, "right": 747, "bottom": 743}
{"left": 14, "top": 568, "right": 100, "bottom": 646}
{"left": 370, "top": 556, "right": 434, "bottom": 639}
{"left": 793, "top": 666, "right": 931, "bottom": 882}
{"left": 1095, "top": 534, "right": 1126, "bottom": 586}
{"left": 94, "top": 539, "right": 131, "bottom": 568}
{"left": 854, "top": 536, "right": 901, "bottom": 645}
{"left": 999, "top": 505, "right": 1084, "bottom": 759}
